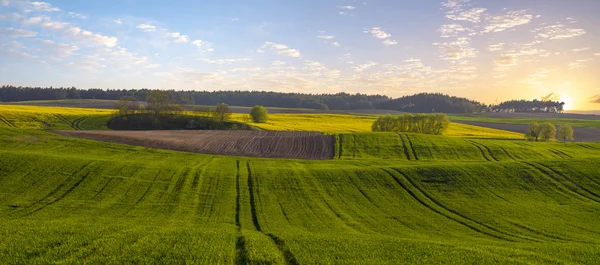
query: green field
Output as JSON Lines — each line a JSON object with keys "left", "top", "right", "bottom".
{"left": 1, "top": 105, "right": 600, "bottom": 264}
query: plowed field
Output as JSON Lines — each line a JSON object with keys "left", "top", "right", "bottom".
{"left": 53, "top": 130, "right": 335, "bottom": 159}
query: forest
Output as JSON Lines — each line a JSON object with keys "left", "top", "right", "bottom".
{"left": 0, "top": 85, "right": 564, "bottom": 113}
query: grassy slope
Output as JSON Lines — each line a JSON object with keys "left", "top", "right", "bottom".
{"left": 1, "top": 128, "right": 600, "bottom": 263}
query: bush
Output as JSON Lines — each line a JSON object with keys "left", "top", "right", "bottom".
{"left": 558, "top": 124, "right": 574, "bottom": 142}
{"left": 108, "top": 114, "right": 252, "bottom": 130}
{"left": 249, "top": 105, "right": 269, "bottom": 123}
{"left": 212, "top": 103, "right": 232, "bottom": 123}
{"left": 372, "top": 113, "right": 449, "bottom": 135}
{"left": 539, "top": 122, "right": 556, "bottom": 142}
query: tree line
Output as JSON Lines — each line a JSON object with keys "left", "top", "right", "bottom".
{"left": 372, "top": 114, "right": 450, "bottom": 135}
{"left": 526, "top": 122, "right": 574, "bottom": 142}
{"left": 0, "top": 85, "right": 565, "bottom": 113}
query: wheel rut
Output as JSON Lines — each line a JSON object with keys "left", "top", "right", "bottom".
{"left": 524, "top": 162, "right": 600, "bottom": 204}
{"left": 397, "top": 134, "right": 412, "bottom": 160}
{"left": 382, "top": 168, "right": 536, "bottom": 242}
{"left": 402, "top": 133, "right": 419, "bottom": 160}
{"left": 0, "top": 114, "right": 16, "bottom": 128}
{"left": 241, "top": 162, "right": 299, "bottom": 265}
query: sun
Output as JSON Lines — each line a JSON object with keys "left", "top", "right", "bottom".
{"left": 560, "top": 94, "right": 573, "bottom": 111}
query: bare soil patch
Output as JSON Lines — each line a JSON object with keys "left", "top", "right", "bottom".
{"left": 53, "top": 130, "right": 335, "bottom": 159}
{"left": 455, "top": 121, "right": 600, "bottom": 142}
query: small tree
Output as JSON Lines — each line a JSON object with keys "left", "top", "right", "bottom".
{"left": 558, "top": 124, "right": 574, "bottom": 142}
{"left": 212, "top": 103, "right": 232, "bottom": 123}
{"left": 527, "top": 122, "right": 541, "bottom": 141}
{"left": 539, "top": 122, "right": 556, "bottom": 142}
{"left": 115, "top": 96, "right": 138, "bottom": 116}
{"left": 146, "top": 90, "right": 171, "bottom": 116}
{"left": 249, "top": 105, "right": 269, "bottom": 123}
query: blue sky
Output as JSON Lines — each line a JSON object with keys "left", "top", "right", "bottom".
{"left": 1, "top": 0, "right": 600, "bottom": 109}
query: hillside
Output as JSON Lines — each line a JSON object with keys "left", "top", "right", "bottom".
{"left": 1, "top": 128, "right": 600, "bottom": 263}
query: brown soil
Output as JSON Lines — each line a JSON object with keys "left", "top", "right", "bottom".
{"left": 53, "top": 130, "right": 335, "bottom": 159}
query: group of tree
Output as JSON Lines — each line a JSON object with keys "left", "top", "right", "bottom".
{"left": 490, "top": 99, "right": 565, "bottom": 113}
{"left": 1, "top": 85, "right": 567, "bottom": 114}
{"left": 372, "top": 114, "right": 450, "bottom": 135}
{"left": 526, "top": 122, "right": 574, "bottom": 142}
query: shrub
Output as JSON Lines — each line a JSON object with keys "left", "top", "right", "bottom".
{"left": 539, "top": 122, "right": 556, "bottom": 142}
{"left": 372, "top": 113, "right": 449, "bottom": 135}
{"left": 212, "top": 103, "right": 232, "bottom": 123}
{"left": 527, "top": 122, "right": 541, "bottom": 141}
{"left": 249, "top": 105, "right": 269, "bottom": 123}
{"left": 558, "top": 124, "right": 574, "bottom": 142}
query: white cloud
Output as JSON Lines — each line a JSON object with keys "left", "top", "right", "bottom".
{"left": 317, "top": 35, "right": 335, "bottom": 40}
{"left": 170, "top": 32, "right": 190, "bottom": 43}
{"left": 447, "top": 8, "right": 487, "bottom": 23}
{"left": 197, "top": 58, "right": 251, "bottom": 64}
{"left": 136, "top": 23, "right": 157, "bottom": 32}
{"left": 572, "top": 47, "right": 589, "bottom": 52}
{"left": 262, "top": 41, "right": 301, "bottom": 57}
{"left": 192, "top": 40, "right": 214, "bottom": 52}
{"left": 332, "top": 42, "right": 340, "bottom": 47}
{"left": 22, "top": 16, "right": 43, "bottom": 25}
{"left": 433, "top": 37, "right": 477, "bottom": 61}
{"left": 535, "top": 23, "right": 586, "bottom": 40}
{"left": 438, "top": 24, "right": 474, "bottom": 38}
{"left": 366, "top": 27, "right": 390, "bottom": 39}
{"left": 35, "top": 39, "right": 79, "bottom": 57}
{"left": 113, "top": 19, "right": 122, "bottom": 24}
{"left": 483, "top": 10, "right": 534, "bottom": 33}
{"left": 338, "top": 5, "right": 356, "bottom": 10}
{"left": 383, "top": 39, "right": 398, "bottom": 46}
{"left": 67, "top": 12, "right": 86, "bottom": 19}
{"left": 65, "top": 27, "right": 118, "bottom": 47}
{"left": 40, "top": 19, "right": 69, "bottom": 30}
{"left": 0, "top": 27, "right": 37, "bottom": 37}
{"left": 488, "top": 43, "right": 504, "bottom": 51}
{"left": 364, "top": 27, "right": 398, "bottom": 46}
{"left": 352, "top": 61, "right": 377, "bottom": 72}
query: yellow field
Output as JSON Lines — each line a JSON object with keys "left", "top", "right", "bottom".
{"left": 0, "top": 105, "right": 114, "bottom": 130}
{"left": 233, "top": 113, "right": 524, "bottom": 139}
{"left": 0, "top": 104, "right": 523, "bottom": 139}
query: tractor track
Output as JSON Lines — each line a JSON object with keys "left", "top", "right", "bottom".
{"left": 383, "top": 168, "right": 537, "bottom": 242}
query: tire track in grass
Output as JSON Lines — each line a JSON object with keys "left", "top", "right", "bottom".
{"left": 235, "top": 160, "right": 241, "bottom": 229}
{"left": 397, "top": 134, "right": 412, "bottom": 160}
{"left": 402, "top": 133, "right": 419, "bottom": 160}
{"left": 72, "top": 117, "right": 86, "bottom": 130}
{"left": 234, "top": 160, "right": 250, "bottom": 265}
{"left": 526, "top": 162, "right": 600, "bottom": 203}
{"left": 54, "top": 114, "right": 77, "bottom": 130}
{"left": 25, "top": 162, "right": 99, "bottom": 216}
{"left": 549, "top": 149, "right": 572, "bottom": 159}
{"left": 246, "top": 162, "right": 299, "bottom": 265}
{"left": 383, "top": 168, "right": 536, "bottom": 242}
{"left": 468, "top": 140, "right": 498, "bottom": 161}
{"left": 500, "top": 147, "right": 517, "bottom": 161}
{"left": 246, "top": 162, "right": 262, "bottom": 232}
{"left": 0, "top": 114, "right": 16, "bottom": 128}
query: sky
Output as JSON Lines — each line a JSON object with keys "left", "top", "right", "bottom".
{"left": 1, "top": 0, "right": 600, "bottom": 110}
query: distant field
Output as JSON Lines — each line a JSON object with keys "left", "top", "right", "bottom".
{"left": 1, "top": 105, "right": 524, "bottom": 139}
{"left": 1, "top": 127, "right": 600, "bottom": 263}
{"left": 450, "top": 113, "right": 600, "bottom": 128}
